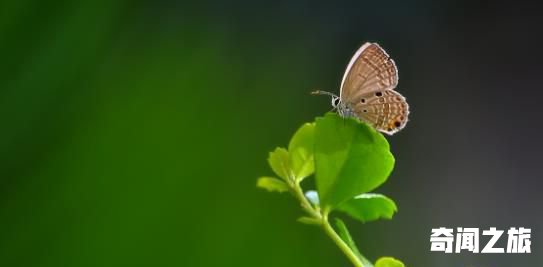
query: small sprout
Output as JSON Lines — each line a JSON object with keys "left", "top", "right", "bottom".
{"left": 297, "top": 216, "right": 322, "bottom": 225}
{"left": 375, "top": 257, "right": 405, "bottom": 267}
{"left": 256, "top": 177, "right": 289, "bottom": 193}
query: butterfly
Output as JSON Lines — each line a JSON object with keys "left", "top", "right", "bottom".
{"left": 312, "top": 42, "right": 409, "bottom": 135}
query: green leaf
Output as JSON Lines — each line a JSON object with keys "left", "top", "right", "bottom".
{"left": 297, "top": 216, "right": 321, "bottom": 225}
{"left": 268, "top": 147, "right": 291, "bottom": 181}
{"left": 288, "top": 122, "right": 315, "bottom": 181}
{"left": 334, "top": 218, "right": 373, "bottom": 267}
{"left": 375, "top": 257, "right": 405, "bottom": 267}
{"left": 256, "top": 177, "right": 289, "bottom": 193}
{"left": 314, "top": 113, "right": 395, "bottom": 210}
{"left": 337, "top": 193, "right": 397, "bottom": 223}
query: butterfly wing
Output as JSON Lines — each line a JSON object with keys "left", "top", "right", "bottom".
{"left": 351, "top": 90, "right": 409, "bottom": 135}
{"left": 340, "top": 43, "right": 398, "bottom": 101}
{"left": 339, "top": 42, "right": 407, "bottom": 135}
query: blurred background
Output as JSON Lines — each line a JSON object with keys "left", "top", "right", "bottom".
{"left": 1, "top": 0, "right": 542, "bottom": 266}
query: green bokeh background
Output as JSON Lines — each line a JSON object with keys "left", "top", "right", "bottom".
{"left": 1, "top": 1, "right": 541, "bottom": 266}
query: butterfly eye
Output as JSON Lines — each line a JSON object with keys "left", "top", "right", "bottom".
{"left": 332, "top": 97, "right": 340, "bottom": 107}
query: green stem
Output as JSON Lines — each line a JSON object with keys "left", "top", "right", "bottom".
{"left": 321, "top": 212, "right": 364, "bottom": 267}
{"left": 290, "top": 182, "right": 363, "bottom": 267}
{"left": 291, "top": 181, "right": 321, "bottom": 219}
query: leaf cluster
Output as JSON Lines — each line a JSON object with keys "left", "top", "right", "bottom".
{"left": 257, "top": 113, "right": 406, "bottom": 266}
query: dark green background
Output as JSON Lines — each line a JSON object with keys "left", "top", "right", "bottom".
{"left": 1, "top": 1, "right": 541, "bottom": 266}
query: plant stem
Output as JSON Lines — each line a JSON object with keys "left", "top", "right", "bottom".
{"left": 291, "top": 182, "right": 321, "bottom": 219}
{"left": 321, "top": 213, "right": 364, "bottom": 267}
{"left": 290, "top": 182, "right": 363, "bottom": 267}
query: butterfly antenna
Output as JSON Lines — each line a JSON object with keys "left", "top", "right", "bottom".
{"left": 310, "top": 90, "right": 337, "bottom": 98}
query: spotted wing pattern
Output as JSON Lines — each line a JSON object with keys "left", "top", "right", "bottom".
{"left": 351, "top": 90, "right": 409, "bottom": 135}
{"left": 338, "top": 42, "right": 408, "bottom": 135}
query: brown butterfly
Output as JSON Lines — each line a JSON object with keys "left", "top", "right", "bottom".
{"left": 312, "top": 42, "right": 409, "bottom": 135}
